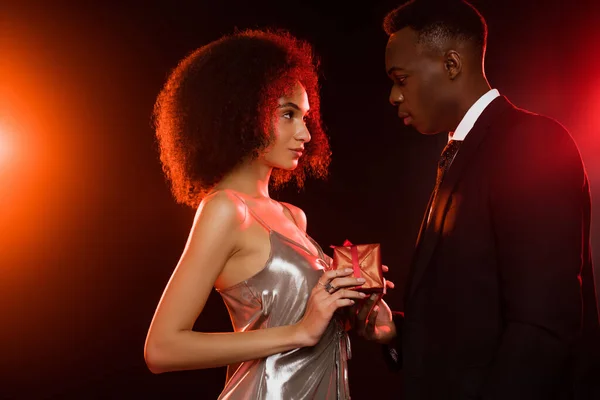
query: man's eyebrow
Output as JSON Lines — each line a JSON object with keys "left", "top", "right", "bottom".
{"left": 387, "top": 66, "right": 405, "bottom": 75}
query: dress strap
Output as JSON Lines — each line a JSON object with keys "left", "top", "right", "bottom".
{"left": 280, "top": 202, "right": 300, "bottom": 227}
{"left": 280, "top": 202, "right": 326, "bottom": 260}
{"left": 228, "top": 192, "right": 272, "bottom": 232}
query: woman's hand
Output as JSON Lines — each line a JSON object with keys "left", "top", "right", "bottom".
{"left": 295, "top": 268, "right": 366, "bottom": 347}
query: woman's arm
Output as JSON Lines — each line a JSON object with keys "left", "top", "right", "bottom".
{"left": 144, "top": 192, "right": 364, "bottom": 374}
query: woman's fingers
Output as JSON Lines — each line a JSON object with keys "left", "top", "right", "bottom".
{"left": 329, "top": 276, "right": 365, "bottom": 290}
{"left": 334, "top": 298, "right": 356, "bottom": 307}
{"left": 332, "top": 288, "right": 367, "bottom": 302}
{"left": 318, "top": 268, "right": 354, "bottom": 285}
{"left": 317, "top": 268, "right": 361, "bottom": 295}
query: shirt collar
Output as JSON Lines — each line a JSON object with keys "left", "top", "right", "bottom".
{"left": 449, "top": 88, "right": 500, "bottom": 142}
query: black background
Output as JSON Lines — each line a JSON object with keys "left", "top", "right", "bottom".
{"left": 1, "top": 0, "right": 599, "bottom": 398}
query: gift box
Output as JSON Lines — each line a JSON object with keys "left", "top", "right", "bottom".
{"left": 330, "top": 240, "right": 386, "bottom": 294}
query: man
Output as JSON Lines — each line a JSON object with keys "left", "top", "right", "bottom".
{"left": 355, "top": 1, "right": 600, "bottom": 399}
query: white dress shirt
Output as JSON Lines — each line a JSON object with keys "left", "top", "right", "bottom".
{"left": 449, "top": 88, "right": 500, "bottom": 142}
{"left": 427, "top": 88, "right": 500, "bottom": 225}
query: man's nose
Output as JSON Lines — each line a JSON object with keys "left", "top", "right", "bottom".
{"left": 389, "top": 87, "right": 404, "bottom": 106}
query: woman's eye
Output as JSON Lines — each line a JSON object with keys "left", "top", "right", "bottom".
{"left": 283, "top": 111, "right": 294, "bottom": 119}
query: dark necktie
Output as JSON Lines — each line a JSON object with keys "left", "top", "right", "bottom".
{"left": 436, "top": 139, "right": 462, "bottom": 188}
{"left": 427, "top": 139, "right": 462, "bottom": 223}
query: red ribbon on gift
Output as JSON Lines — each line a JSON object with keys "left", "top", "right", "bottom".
{"left": 343, "top": 239, "right": 362, "bottom": 279}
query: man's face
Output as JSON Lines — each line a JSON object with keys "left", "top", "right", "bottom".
{"left": 385, "top": 27, "right": 454, "bottom": 135}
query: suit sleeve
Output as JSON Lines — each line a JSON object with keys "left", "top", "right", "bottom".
{"left": 381, "top": 311, "right": 404, "bottom": 371}
{"left": 484, "top": 116, "right": 587, "bottom": 399}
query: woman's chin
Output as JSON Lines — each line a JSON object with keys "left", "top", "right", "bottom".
{"left": 277, "top": 160, "right": 299, "bottom": 171}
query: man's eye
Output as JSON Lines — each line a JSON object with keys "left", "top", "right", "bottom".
{"left": 396, "top": 77, "right": 406, "bottom": 86}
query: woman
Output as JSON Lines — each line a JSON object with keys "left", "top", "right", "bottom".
{"left": 144, "top": 29, "right": 366, "bottom": 399}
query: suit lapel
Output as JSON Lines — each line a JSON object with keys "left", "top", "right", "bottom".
{"left": 414, "top": 191, "right": 436, "bottom": 249}
{"left": 402, "top": 190, "right": 435, "bottom": 305}
{"left": 406, "top": 96, "right": 512, "bottom": 300}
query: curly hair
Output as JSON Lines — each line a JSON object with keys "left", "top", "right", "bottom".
{"left": 153, "top": 29, "right": 330, "bottom": 207}
{"left": 383, "top": 0, "right": 487, "bottom": 58}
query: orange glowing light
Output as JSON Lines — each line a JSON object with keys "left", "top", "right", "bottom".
{"left": 0, "top": 121, "right": 16, "bottom": 169}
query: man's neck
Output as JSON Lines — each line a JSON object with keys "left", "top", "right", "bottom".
{"left": 449, "top": 77, "right": 491, "bottom": 129}
{"left": 459, "top": 82, "right": 492, "bottom": 117}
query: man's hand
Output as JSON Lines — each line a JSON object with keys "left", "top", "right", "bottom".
{"left": 354, "top": 294, "right": 396, "bottom": 344}
{"left": 353, "top": 265, "right": 397, "bottom": 344}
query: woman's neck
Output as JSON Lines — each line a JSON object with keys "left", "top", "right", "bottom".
{"left": 214, "top": 159, "right": 272, "bottom": 199}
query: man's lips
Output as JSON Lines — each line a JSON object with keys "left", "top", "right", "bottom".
{"left": 398, "top": 111, "right": 412, "bottom": 125}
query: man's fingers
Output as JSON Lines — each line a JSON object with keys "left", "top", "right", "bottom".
{"left": 356, "top": 293, "right": 382, "bottom": 335}
{"left": 366, "top": 295, "right": 381, "bottom": 320}
{"left": 366, "top": 305, "right": 379, "bottom": 334}
{"left": 353, "top": 300, "right": 371, "bottom": 333}
{"left": 356, "top": 293, "right": 377, "bottom": 322}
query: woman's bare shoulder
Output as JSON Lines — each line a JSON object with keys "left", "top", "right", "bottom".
{"left": 280, "top": 201, "right": 307, "bottom": 232}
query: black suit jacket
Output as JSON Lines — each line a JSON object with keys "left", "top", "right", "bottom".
{"left": 385, "top": 96, "right": 600, "bottom": 399}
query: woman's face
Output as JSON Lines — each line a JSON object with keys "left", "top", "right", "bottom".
{"left": 262, "top": 82, "right": 311, "bottom": 170}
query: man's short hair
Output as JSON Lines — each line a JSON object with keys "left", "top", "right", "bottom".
{"left": 383, "top": 0, "right": 488, "bottom": 56}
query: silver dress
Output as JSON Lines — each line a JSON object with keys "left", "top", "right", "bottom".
{"left": 215, "top": 197, "right": 351, "bottom": 400}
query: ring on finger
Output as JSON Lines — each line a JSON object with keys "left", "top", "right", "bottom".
{"left": 318, "top": 280, "right": 333, "bottom": 292}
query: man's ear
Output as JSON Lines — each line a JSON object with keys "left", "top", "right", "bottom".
{"left": 444, "top": 50, "right": 462, "bottom": 80}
